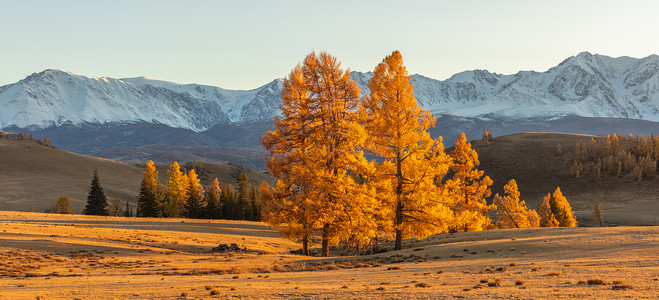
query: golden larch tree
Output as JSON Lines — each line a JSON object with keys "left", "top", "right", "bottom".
{"left": 360, "top": 50, "right": 452, "bottom": 250}
{"left": 262, "top": 51, "right": 374, "bottom": 256}
{"left": 447, "top": 132, "right": 495, "bottom": 232}
{"left": 494, "top": 179, "right": 531, "bottom": 229}
{"left": 165, "top": 161, "right": 187, "bottom": 218}
{"left": 184, "top": 169, "right": 206, "bottom": 219}
{"left": 538, "top": 193, "right": 559, "bottom": 227}
{"left": 549, "top": 187, "right": 577, "bottom": 227}
{"left": 259, "top": 181, "right": 319, "bottom": 256}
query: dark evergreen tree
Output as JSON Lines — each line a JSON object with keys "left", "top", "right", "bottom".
{"left": 249, "top": 185, "right": 260, "bottom": 221}
{"left": 83, "top": 169, "right": 109, "bottom": 216}
{"left": 236, "top": 172, "right": 251, "bottom": 220}
{"left": 205, "top": 178, "right": 222, "bottom": 219}
{"left": 124, "top": 200, "right": 133, "bottom": 217}
{"left": 137, "top": 161, "right": 162, "bottom": 217}
{"left": 221, "top": 184, "right": 236, "bottom": 220}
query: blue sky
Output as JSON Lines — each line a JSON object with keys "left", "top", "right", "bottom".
{"left": 1, "top": 0, "right": 658, "bottom": 89}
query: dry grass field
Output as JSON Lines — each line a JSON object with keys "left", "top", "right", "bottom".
{"left": 1, "top": 211, "right": 657, "bottom": 299}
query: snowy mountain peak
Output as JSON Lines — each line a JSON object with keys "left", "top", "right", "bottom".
{"left": 2, "top": 52, "right": 659, "bottom": 132}
{"left": 0, "top": 70, "right": 283, "bottom": 131}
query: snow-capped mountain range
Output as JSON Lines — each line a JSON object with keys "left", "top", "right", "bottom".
{"left": 2, "top": 51, "right": 659, "bottom": 133}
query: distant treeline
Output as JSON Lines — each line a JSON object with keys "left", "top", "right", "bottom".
{"left": 136, "top": 161, "right": 261, "bottom": 221}
{"left": 0, "top": 131, "right": 52, "bottom": 147}
{"left": 564, "top": 133, "right": 659, "bottom": 181}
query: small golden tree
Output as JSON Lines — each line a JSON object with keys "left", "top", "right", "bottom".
{"left": 494, "top": 179, "right": 531, "bottom": 229}
{"left": 54, "top": 195, "right": 73, "bottom": 214}
{"left": 538, "top": 193, "right": 559, "bottom": 227}
{"left": 549, "top": 187, "right": 577, "bottom": 227}
{"left": 447, "top": 132, "right": 495, "bottom": 232}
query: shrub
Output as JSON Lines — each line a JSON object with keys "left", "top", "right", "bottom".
{"left": 487, "top": 278, "right": 501, "bottom": 287}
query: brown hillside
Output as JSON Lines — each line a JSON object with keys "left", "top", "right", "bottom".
{"left": 470, "top": 132, "right": 659, "bottom": 226}
{"left": 0, "top": 140, "right": 273, "bottom": 213}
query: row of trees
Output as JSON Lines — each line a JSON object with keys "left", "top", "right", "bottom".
{"left": 259, "top": 50, "right": 579, "bottom": 256}
{"left": 493, "top": 180, "right": 576, "bottom": 229}
{"left": 136, "top": 161, "right": 261, "bottom": 221}
{"left": 566, "top": 134, "right": 658, "bottom": 180}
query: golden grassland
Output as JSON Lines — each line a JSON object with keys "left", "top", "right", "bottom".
{"left": 0, "top": 211, "right": 657, "bottom": 299}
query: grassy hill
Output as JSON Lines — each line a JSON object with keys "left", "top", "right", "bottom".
{"left": 2, "top": 132, "right": 657, "bottom": 226}
{"left": 0, "top": 139, "right": 274, "bottom": 213}
{"left": 470, "top": 132, "right": 658, "bottom": 226}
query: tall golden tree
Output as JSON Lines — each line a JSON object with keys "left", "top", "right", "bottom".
{"left": 494, "top": 179, "right": 531, "bottom": 229}
{"left": 360, "top": 50, "right": 452, "bottom": 250}
{"left": 185, "top": 169, "right": 206, "bottom": 219}
{"left": 262, "top": 51, "right": 373, "bottom": 256}
{"left": 447, "top": 132, "right": 495, "bottom": 232}
{"left": 164, "top": 161, "right": 187, "bottom": 218}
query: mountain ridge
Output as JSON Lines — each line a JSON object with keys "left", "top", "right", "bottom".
{"left": 3, "top": 52, "right": 659, "bottom": 133}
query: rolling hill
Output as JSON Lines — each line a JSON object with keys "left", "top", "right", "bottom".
{"left": 471, "top": 132, "right": 658, "bottom": 226}
{"left": 0, "top": 137, "right": 274, "bottom": 213}
{"left": 1, "top": 131, "right": 656, "bottom": 226}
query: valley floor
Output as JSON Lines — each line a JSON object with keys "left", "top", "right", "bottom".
{"left": 0, "top": 212, "right": 657, "bottom": 299}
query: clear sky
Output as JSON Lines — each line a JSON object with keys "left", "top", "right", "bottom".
{"left": 1, "top": 0, "right": 658, "bottom": 90}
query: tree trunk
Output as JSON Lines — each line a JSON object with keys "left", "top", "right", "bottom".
{"left": 395, "top": 201, "right": 403, "bottom": 250}
{"left": 302, "top": 235, "right": 309, "bottom": 256}
{"left": 322, "top": 223, "right": 330, "bottom": 257}
{"left": 395, "top": 152, "right": 403, "bottom": 251}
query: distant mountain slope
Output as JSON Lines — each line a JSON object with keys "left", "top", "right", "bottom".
{"left": 0, "top": 138, "right": 273, "bottom": 213}
{"left": 470, "top": 132, "right": 658, "bottom": 226}
{"left": 2, "top": 52, "right": 659, "bottom": 133}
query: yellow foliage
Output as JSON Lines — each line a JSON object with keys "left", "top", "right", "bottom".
{"left": 494, "top": 179, "right": 531, "bottom": 229}
{"left": 262, "top": 51, "right": 375, "bottom": 256}
{"left": 165, "top": 161, "right": 187, "bottom": 217}
{"left": 361, "top": 50, "right": 452, "bottom": 250}
{"left": 538, "top": 193, "right": 559, "bottom": 227}
{"left": 447, "top": 132, "right": 495, "bottom": 232}
{"left": 549, "top": 187, "right": 577, "bottom": 227}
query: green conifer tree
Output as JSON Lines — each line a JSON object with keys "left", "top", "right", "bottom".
{"left": 124, "top": 200, "right": 133, "bottom": 217}
{"left": 221, "top": 184, "right": 236, "bottom": 220}
{"left": 137, "top": 161, "right": 162, "bottom": 217}
{"left": 205, "top": 178, "right": 222, "bottom": 219}
{"left": 236, "top": 172, "right": 251, "bottom": 220}
{"left": 249, "top": 185, "right": 260, "bottom": 221}
{"left": 83, "top": 169, "right": 109, "bottom": 216}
